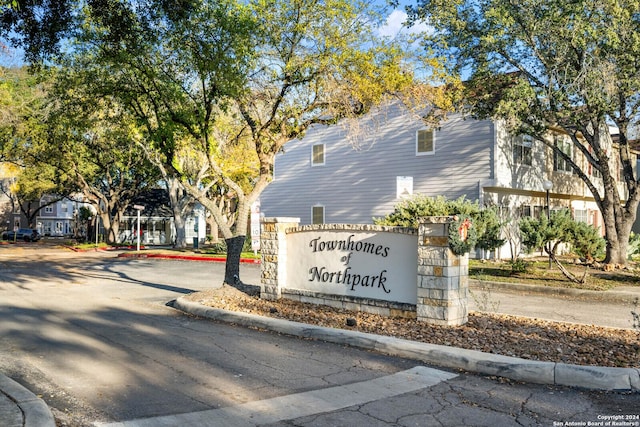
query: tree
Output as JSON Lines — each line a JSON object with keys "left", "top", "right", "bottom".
{"left": 10, "top": 166, "right": 66, "bottom": 228}
{"left": 520, "top": 209, "right": 605, "bottom": 283}
{"left": 0, "top": 0, "right": 196, "bottom": 63}
{"left": 65, "top": 0, "right": 412, "bottom": 285}
{"left": 0, "top": 66, "right": 75, "bottom": 226}
{"left": 212, "top": 0, "right": 412, "bottom": 284}
{"left": 45, "top": 71, "right": 162, "bottom": 244}
{"left": 406, "top": 0, "right": 640, "bottom": 266}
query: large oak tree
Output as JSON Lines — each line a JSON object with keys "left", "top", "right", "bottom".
{"left": 405, "top": 0, "right": 640, "bottom": 265}
{"left": 63, "top": 0, "right": 412, "bottom": 284}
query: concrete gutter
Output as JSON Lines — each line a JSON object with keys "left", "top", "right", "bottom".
{"left": 174, "top": 297, "right": 640, "bottom": 393}
{"left": 0, "top": 374, "right": 56, "bottom": 427}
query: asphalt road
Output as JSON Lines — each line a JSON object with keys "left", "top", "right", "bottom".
{"left": 1, "top": 244, "right": 638, "bottom": 426}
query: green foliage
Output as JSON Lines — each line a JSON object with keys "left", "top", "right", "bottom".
{"left": 373, "top": 195, "right": 479, "bottom": 228}
{"left": 448, "top": 214, "right": 477, "bottom": 255}
{"left": 628, "top": 233, "right": 640, "bottom": 260}
{"left": 78, "top": 206, "right": 93, "bottom": 221}
{"left": 474, "top": 207, "right": 506, "bottom": 252}
{"left": 570, "top": 221, "right": 605, "bottom": 260}
{"left": 510, "top": 258, "right": 530, "bottom": 274}
{"left": 406, "top": 0, "right": 640, "bottom": 265}
{"left": 374, "top": 195, "right": 504, "bottom": 254}
{"left": 520, "top": 209, "right": 604, "bottom": 260}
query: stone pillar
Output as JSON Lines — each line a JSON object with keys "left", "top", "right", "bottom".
{"left": 417, "top": 216, "right": 469, "bottom": 326}
{"left": 260, "top": 217, "right": 300, "bottom": 301}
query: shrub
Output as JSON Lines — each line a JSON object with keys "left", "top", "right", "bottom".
{"left": 373, "top": 195, "right": 479, "bottom": 228}
{"left": 510, "top": 258, "right": 529, "bottom": 273}
{"left": 374, "top": 195, "right": 504, "bottom": 254}
{"left": 628, "top": 233, "right": 640, "bottom": 260}
{"left": 570, "top": 221, "right": 605, "bottom": 260}
{"left": 520, "top": 209, "right": 604, "bottom": 261}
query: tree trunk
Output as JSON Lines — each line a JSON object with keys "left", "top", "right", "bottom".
{"left": 601, "top": 202, "right": 635, "bottom": 266}
{"left": 549, "top": 251, "right": 588, "bottom": 284}
{"left": 207, "top": 216, "right": 219, "bottom": 243}
{"left": 224, "top": 235, "right": 245, "bottom": 285}
{"left": 173, "top": 213, "right": 187, "bottom": 248}
{"left": 167, "top": 177, "right": 192, "bottom": 248}
{"left": 606, "top": 233, "right": 631, "bottom": 266}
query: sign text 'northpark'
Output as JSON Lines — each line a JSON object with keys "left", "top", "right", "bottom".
{"left": 307, "top": 234, "right": 391, "bottom": 293}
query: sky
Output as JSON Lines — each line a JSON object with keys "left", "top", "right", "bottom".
{"left": 379, "top": 8, "right": 430, "bottom": 39}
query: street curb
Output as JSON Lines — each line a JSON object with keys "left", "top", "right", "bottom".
{"left": 0, "top": 374, "right": 56, "bottom": 427}
{"left": 174, "top": 297, "right": 640, "bottom": 393}
{"left": 117, "top": 252, "right": 261, "bottom": 264}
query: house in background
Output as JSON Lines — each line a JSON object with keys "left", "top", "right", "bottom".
{"left": 36, "top": 195, "right": 93, "bottom": 237}
{"left": 259, "top": 102, "right": 637, "bottom": 258}
{"left": 119, "top": 189, "right": 206, "bottom": 246}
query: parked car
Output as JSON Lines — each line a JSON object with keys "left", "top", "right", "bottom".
{"left": 1, "top": 228, "right": 41, "bottom": 242}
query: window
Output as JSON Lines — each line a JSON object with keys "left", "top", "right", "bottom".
{"left": 311, "top": 144, "right": 325, "bottom": 166}
{"left": 513, "top": 135, "right": 532, "bottom": 166}
{"left": 554, "top": 135, "right": 573, "bottom": 172}
{"left": 44, "top": 206, "right": 53, "bottom": 214}
{"left": 519, "top": 205, "right": 532, "bottom": 217}
{"left": 533, "top": 205, "right": 543, "bottom": 219}
{"left": 574, "top": 209, "right": 588, "bottom": 223}
{"left": 312, "top": 205, "right": 324, "bottom": 224}
{"left": 416, "top": 129, "right": 435, "bottom": 155}
{"left": 61, "top": 203, "right": 68, "bottom": 213}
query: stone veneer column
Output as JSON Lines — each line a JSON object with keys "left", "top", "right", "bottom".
{"left": 260, "top": 217, "right": 300, "bottom": 301}
{"left": 417, "top": 216, "right": 469, "bottom": 326}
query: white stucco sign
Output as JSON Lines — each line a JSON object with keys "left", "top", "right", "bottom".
{"left": 286, "top": 229, "right": 418, "bottom": 304}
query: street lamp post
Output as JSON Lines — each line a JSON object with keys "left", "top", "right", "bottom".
{"left": 543, "top": 180, "right": 553, "bottom": 269}
{"left": 133, "top": 205, "right": 144, "bottom": 251}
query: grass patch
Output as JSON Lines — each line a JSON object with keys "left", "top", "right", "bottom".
{"left": 65, "top": 241, "right": 110, "bottom": 250}
{"left": 470, "top": 258, "right": 639, "bottom": 291}
{"left": 122, "top": 247, "right": 262, "bottom": 260}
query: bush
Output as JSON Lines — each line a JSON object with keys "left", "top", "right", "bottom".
{"left": 629, "top": 233, "right": 640, "bottom": 260}
{"left": 475, "top": 207, "right": 506, "bottom": 252}
{"left": 570, "top": 221, "right": 605, "bottom": 260}
{"left": 373, "top": 195, "right": 479, "bottom": 228}
{"left": 206, "top": 235, "right": 253, "bottom": 253}
{"left": 374, "top": 195, "right": 504, "bottom": 254}
{"left": 520, "top": 209, "right": 604, "bottom": 261}
{"left": 510, "top": 258, "right": 529, "bottom": 273}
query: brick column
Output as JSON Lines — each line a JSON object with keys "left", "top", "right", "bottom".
{"left": 417, "top": 216, "right": 469, "bottom": 326}
{"left": 260, "top": 217, "right": 300, "bottom": 301}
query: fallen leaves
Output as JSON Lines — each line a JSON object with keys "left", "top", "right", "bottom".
{"left": 186, "top": 286, "right": 640, "bottom": 368}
